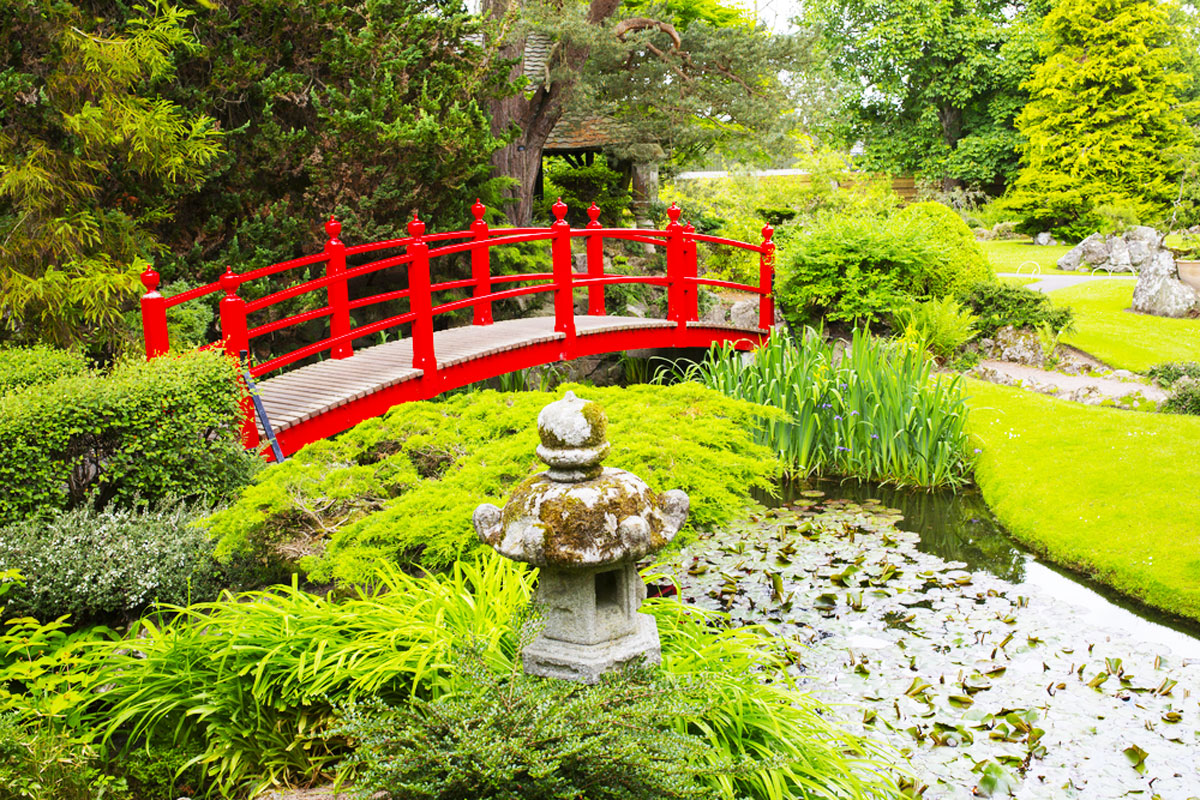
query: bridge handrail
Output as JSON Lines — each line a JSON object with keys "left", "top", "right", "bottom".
{"left": 139, "top": 199, "right": 776, "bottom": 418}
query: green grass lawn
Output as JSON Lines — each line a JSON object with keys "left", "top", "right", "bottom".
{"left": 981, "top": 238, "right": 1076, "bottom": 274}
{"left": 1047, "top": 280, "right": 1200, "bottom": 371}
{"left": 965, "top": 379, "right": 1200, "bottom": 625}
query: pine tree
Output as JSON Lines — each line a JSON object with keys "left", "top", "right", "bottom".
{"left": 1005, "top": 0, "right": 1195, "bottom": 239}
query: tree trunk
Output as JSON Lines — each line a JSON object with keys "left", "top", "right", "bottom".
{"left": 938, "top": 103, "right": 964, "bottom": 193}
{"left": 484, "top": 0, "right": 621, "bottom": 225}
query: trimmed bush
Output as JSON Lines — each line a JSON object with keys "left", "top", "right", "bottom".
{"left": 959, "top": 281, "right": 1074, "bottom": 339}
{"left": 776, "top": 205, "right": 995, "bottom": 327}
{"left": 0, "top": 345, "right": 88, "bottom": 395}
{"left": 205, "top": 384, "right": 779, "bottom": 584}
{"left": 0, "top": 350, "right": 256, "bottom": 523}
{"left": 1148, "top": 361, "right": 1200, "bottom": 388}
{"left": 895, "top": 202, "right": 992, "bottom": 296}
{"left": 0, "top": 503, "right": 266, "bottom": 624}
{"left": 1162, "top": 376, "right": 1200, "bottom": 415}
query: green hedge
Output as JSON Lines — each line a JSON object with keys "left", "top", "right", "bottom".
{"left": 206, "top": 383, "right": 780, "bottom": 584}
{"left": 0, "top": 345, "right": 88, "bottom": 395}
{"left": 0, "top": 350, "right": 256, "bottom": 523}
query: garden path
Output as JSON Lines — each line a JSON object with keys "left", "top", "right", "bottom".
{"left": 976, "top": 360, "right": 1167, "bottom": 404}
{"left": 994, "top": 272, "right": 1137, "bottom": 293}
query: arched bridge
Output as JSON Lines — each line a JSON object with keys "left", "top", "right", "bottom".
{"left": 140, "top": 200, "right": 775, "bottom": 459}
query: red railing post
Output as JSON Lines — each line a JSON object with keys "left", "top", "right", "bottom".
{"left": 585, "top": 202, "right": 605, "bottom": 316}
{"left": 470, "top": 199, "right": 494, "bottom": 325}
{"left": 551, "top": 198, "right": 576, "bottom": 347}
{"left": 218, "top": 267, "right": 258, "bottom": 448}
{"left": 325, "top": 216, "right": 352, "bottom": 359}
{"left": 759, "top": 224, "right": 775, "bottom": 330}
{"left": 407, "top": 213, "right": 437, "bottom": 374}
{"left": 682, "top": 220, "right": 699, "bottom": 322}
{"left": 664, "top": 203, "right": 684, "bottom": 326}
{"left": 139, "top": 266, "right": 169, "bottom": 359}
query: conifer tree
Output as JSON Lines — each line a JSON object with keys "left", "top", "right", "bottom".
{"left": 1004, "top": 0, "right": 1195, "bottom": 239}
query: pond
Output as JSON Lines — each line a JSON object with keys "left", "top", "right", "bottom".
{"left": 661, "top": 483, "right": 1200, "bottom": 798}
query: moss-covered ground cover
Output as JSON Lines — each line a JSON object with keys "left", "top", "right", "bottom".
{"left": 980, "top": 239, "right": 1074, "bottom": 274}
{"left": 1046, "top": 279, "right": 1200, "bottom": 371}
{"left": 964, "top": 379, "right": 1200, "bottom": 623}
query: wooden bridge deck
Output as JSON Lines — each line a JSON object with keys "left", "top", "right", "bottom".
{"left": 253, "top": 315, "right": 765, "bottom": 441}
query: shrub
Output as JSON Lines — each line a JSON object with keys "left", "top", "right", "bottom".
{"left": 0, "top": 349, "right": 258, "bottom": 523}
{"left": 0, "top": 345, "right": 88, "bottom": 395}
{"left": 776, "top": 206, "right": 995, "bottom": 327}
{"left": 0, "top": 715, "right": 123, "bottom": 800}
{"left": 336, "top": 664, "right": 726, "bottom": 800}
{"left": 1162, "top": 376, "right": 1200, "bottom": 415}
{"left": 539, "top": 156, "right": 631, "bottom": 227}
{"left": 0, "top": 503, "right": 266, "bottom": 624}
{"left": 84, "top": 555, "right": 900, "bottom": 799}
{"left": 894, "top": 201, "right": 992, "bottom": 296}
{"left": 959, "top": 282, "right": 1074, "bottom": 338}
{"left": 682, "top": 329, "right": 973, "bottom": 487}
{"left": 893, "top": 296, "right": 978, "bottom": 361}
{"left": 205, "top": 384, "right": 779, "bottom": 584}
{"left": 1148, "top": 361, "right": 1200, "bottom": 388}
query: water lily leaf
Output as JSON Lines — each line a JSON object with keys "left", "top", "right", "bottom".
{"left": 1123, "top": 743, "right": 1149, "bottom": 774}
{"left": 971, "top": 760, "right": 1019, "bottom": 797}
{"left": 905, "top": 677, "right": 932, "bottom": 698}
{"left": 948, "top": 694, "right": 975, "bottom": 708}
{"left": 1154, "top": 678, "right": 1177, "bottom": 696}
{"left": 1161, "top": 710, "right": 1182, "bottom": 723}
{"left": 1087, "top": 673, "right": 1109, "bottom": 690}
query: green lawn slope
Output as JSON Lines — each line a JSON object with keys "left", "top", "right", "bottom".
{"left": 965, "top": 379, "right": 1200, "bottom": 624}
{"left": 981, "top": 239, "right": 1074, "bottom": 274}
{"left": 1047, "top": 280, "right": 1200, "bottom": 371}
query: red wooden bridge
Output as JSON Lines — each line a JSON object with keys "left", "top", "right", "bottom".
{"left": 140, "top": 200, "right": 775, "bottom": 459}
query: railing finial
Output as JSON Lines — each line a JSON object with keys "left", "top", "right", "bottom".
{"left": 408, "top": 211, "right": 426, "bottom": 238}
{"left": 683, "top": 219, "right": 695, "bottom": 234}
{"left": 219, "top": 266, "right": 241, "bottom": 296}
{"left": 140, "top": 266, "right": 160, "bottom": 293}
{"left": 761, "top": 223, "right": 775, "bottom": 243}
{"left": 552, "top": 197, "right": 568, "bottom": 225}
{"left": 586, "top": 202, "right": 601, "bottom": 227}
{"left": 325, "top": 215, "right": 342, "bottom": 242}
{"left": 666, "top": 202, "right": 682, "bottom": 227}
{"left": 471, "top": 198, "right": 487, "bottom": 223}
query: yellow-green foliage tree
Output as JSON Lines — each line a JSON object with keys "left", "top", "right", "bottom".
{"left": 0, "top": 1, "right": 223, "bottom": 351}
{"left": 1004, "top": 0, "right": 1195, "bottom": 240}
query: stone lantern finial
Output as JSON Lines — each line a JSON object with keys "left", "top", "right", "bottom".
{"left": 472, "top": 392, "right": 689, "bottom": 683}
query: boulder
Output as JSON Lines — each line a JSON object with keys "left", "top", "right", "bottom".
{"left": 1079, "top": 233, "right": 1109, "bottom": 267}
{"left": 730, "top": 299, "right": 766, "bottom": 329}
{"left": 1127, "top": 238, "right": 1153, "bottom": 270}
{"left": 1132, "top": 251, "right": 1199, "bottom": 317}
{"left": 1057, "top": 244, "right": 1083, "bottom": 271}
{"left": 1107, "top": 237, "right": 1133, "bottom": 272}
{"left": 1033, "top": 232, "right": 1057, "bottom": 246}
{"left": 982, "top": 325, "right": 1044, "bottom": 367}
{"left": 1127, "top": 225, "right": 1161, "bottom": 245}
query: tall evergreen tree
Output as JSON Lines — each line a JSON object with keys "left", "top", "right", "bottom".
{"left": 1004, "top": 0, "right": 1195, "bottom": 238}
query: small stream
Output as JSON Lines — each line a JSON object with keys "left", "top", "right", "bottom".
{"left": 666, "top": 483, "right": 1200, "bottom": 798}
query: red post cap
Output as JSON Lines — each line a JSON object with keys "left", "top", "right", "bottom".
{"left": 586, "top": 202, "right": 602, "bottom": 227}
{"left": 666, "top": 203, "right": 681, "bottom": 226}
{"left": 471, "top": 198, "right": 487, "bottom": 222}
{"left": 408, "top": 211, "right": 426, "bottom": 238}
{"left": 552, "top": 197, "right": 568, "bottom": 224}
{"left": 219, "top": 266, "right": 241, "bottom": 296}
{"left": 325, "top": 215, "right": 342, "bottom": 241}
{"left": 761, "top": 224, "right": 775, "bottom": 243}
{"left": 140, "top": 267, "right": 160, "bottom": 293}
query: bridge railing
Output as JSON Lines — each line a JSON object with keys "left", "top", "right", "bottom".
{"left": 140, "top": 198, "right": 775, "bottom": 380}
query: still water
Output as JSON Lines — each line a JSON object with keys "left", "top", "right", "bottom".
{"left": 763, "top": 479, "right": 1200, "bottom": 661}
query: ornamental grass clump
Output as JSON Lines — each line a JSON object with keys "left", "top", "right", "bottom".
{"left": 78, "top": 555, "right": 900, "bottom": 800}
{"left": 683, "top": 329, "right": 971, "bottom": 487}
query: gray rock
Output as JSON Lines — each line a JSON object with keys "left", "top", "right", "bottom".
{"left": 1127, "top": 225, "right": 1161, "bottom": 245}
{"left": 1079, "top": 233, "right": 1109, "bottom": 268}
{"left": 1107, "top": 237, "right": 1133, "bottom": 272}
{"left": 982, "top": 325, "right": 1045, "bottom": 367}
{"left": 1127, "top": 238, "right": 1154, "bottom": 270}
{"left": 1033, "top": 232, "right": 1057, "bottom": 246}
{"left": 1132, "top": 270, "right": 1200, "bottom": 318}
{"left": 1057, "top": 244, "right": 1083, "bottom": 272}
{"left": 730, "top": 299, "right": 765, "bottom": 329}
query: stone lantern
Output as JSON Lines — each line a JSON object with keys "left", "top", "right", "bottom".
{"left": 473, "top": 391, "right": 689, "bottom": 683}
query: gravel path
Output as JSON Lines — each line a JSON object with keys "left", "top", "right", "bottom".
{"left": 976, "top": 360, "right": 1168, "bottom": 403}
{"left": 995, "top": 272, "right": 1137, "bottom": 294}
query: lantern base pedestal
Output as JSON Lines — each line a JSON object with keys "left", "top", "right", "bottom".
{"left": 522, "top": 613, "right": 661, "bottom": 684}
